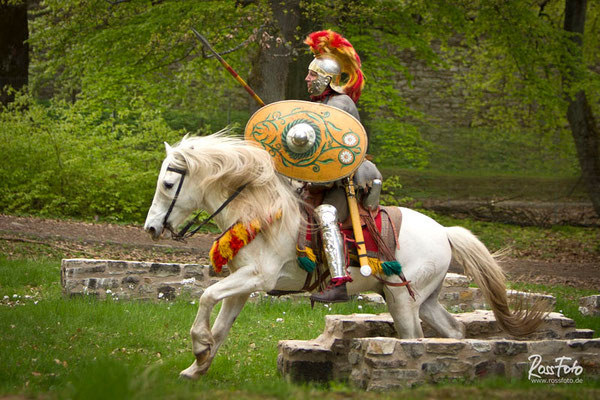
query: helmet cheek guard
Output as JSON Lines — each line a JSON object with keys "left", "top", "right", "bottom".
{"left": 308, "top": 56, "right": 343, "bottom": 96}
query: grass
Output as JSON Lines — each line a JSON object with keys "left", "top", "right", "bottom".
{"left": 1, "top": 257, "right": 599, "bottom": 399}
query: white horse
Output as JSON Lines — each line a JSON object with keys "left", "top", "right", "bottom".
{"left": 144, "top": 133, "right": 548, "bottom": 380}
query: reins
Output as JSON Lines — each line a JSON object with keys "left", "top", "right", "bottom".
{"left": 162, "top": 166, "right": 249, "bottom": 241}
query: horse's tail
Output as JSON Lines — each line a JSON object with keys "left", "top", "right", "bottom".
{"left": 445, "top": 226, "right": 550, "bottom": 337}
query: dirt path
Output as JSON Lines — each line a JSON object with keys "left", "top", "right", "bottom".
{"left": 1, "top": 214, "right": 598, "bottom": 291}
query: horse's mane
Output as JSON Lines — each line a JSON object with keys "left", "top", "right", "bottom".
{"left": 167, "top": 131, "right": 302, "bottom": 242}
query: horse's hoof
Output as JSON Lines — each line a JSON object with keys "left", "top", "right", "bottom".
{"left": 179, "top": 366, "right": 202, "bottom": 380}
{"left": 179, "top": 371, "right": 196, "bottom": 380}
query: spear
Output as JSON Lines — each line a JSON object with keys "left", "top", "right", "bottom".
{"left": 191, "top": 28, "right": 265, "bottom": 107}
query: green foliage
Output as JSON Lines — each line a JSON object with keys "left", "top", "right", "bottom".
{"left": 380, "top": 175, "right": 414, "bottom": 206}
{"left": 0, "top": 91, "right": 183, "bottom": 222}
{"left": 28, "top": 0, "right": 261, "bottom": 117}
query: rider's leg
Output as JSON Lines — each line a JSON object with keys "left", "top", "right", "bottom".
{"left": 309, "top": 203, "right": 352, "bottom": 303}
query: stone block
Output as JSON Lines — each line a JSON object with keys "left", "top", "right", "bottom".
{"left": 68, "top": 265, "right": 107, "bottom": 277}
{"left": 567, "top": 339, "right": 600, "bottom": 352}
{"left": 566, "top": 329, "right": 595, "bottom": 339}
{"left": 579, "top": 295, "right": 600, "bottom": 317}
{"left": 400, "top": 341, "right": 426, "bottom": 358}
{"left": 443, "top": 273, "right": 470, "bottom": 288}
{"left": 281, "top": 359, "right": 333, "bottom": 383}
{"left": 364, "top": 356, "right": 407, "bottom": 369}
{"left": 149, "top": 263, "right": 181, "bottom": 276}
{"left": 121, "top": 276, "right": 140, "bottom": 286}
{"left": 183, "top": 265, "right": 205, "bottom": 279}
{"left": 157, "top": 285, "right": 177, "bottom": 300}
{"left": 365, "top": 338, "right": 397, "bottom": 355}
{"left": 474, "top": 360, "right": 506, "bottom": 378}
{"left": 494, "top": 341, "right": 528, "bottom": 356}
{"left": 425, "top": 339, "right": 466, "bottom": 355}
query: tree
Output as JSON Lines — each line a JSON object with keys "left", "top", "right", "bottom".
{"left": 563, "top": 0, "right": 600, "bottom": 216}
{"left": 0, "top": 0, "right": 29, "bottom": 105}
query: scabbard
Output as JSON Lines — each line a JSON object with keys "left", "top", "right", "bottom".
{"left": 344, "top": 177, "right": 372, "bottom": 276}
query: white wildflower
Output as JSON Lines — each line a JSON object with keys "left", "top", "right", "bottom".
{"left": 358, "top": 305, "right": 363, "bottom": 310}
{"left": 357, "top": 295, "right": 363, "bottom": 301}
{"left": 158, "top": 292, "right": 164, "bottom": 299}
{"left": 276, "top": 318, "right": 284, "bottom": 323}
{"left": 106, "top": 289, "right": 112, "bottom": 294}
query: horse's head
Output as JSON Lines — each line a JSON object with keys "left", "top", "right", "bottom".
{"left": 144, "top": 142, "right": 199, "bottom": 240}
{"left": 144, "top": 132, "right": 302, "bottom": 243}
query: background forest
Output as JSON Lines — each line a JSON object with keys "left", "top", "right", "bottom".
{"left": 1, "top": 0, "right": 599, "bottom": 223}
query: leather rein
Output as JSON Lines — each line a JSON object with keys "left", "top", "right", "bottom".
{"left": 162, "top": 166, "right": 248, "bottom": 241}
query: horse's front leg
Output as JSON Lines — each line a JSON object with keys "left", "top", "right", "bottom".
{"left": 181, "top": 265, "right": 270, "bottom": 379}
{"left": 180, "top": 293, "right": 249, "bottom": 379}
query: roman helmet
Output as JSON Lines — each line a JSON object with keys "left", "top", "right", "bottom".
{"left": 304, "top": 30, "right": 365, "bottom": 103}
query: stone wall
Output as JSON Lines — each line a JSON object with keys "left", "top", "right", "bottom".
{"left": 60, "top": 258, "right": 229, "bottom": 300}
{"left": 349, "top": 337, "right": 599, "bottom": 390}
{"left": 395, "top": 46, "right": 470, "bottom": 127}
{"left": 278, "top": 310, "right": 600, "bottom": 389}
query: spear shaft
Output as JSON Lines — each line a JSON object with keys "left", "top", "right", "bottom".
{"left": 191, "top": 28, "right": 265, "bottom": 107}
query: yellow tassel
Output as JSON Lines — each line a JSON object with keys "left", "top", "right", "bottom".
{"left": 297, "top": 246, "right": 317, "bottom": 262}
{"left": 219, "top": 231, "right": 234, "bottom": 260}
{"left": 232, "top": 223, "right": 249, "bottom": 244}
{"left": 274, "top": 209, "right": 283, "bottom": 220}
{"left": 368, "top": 257, "right": 383, "bottom": 275}
{"left": 249, "top": 219, "right": 261, "bottom": 233}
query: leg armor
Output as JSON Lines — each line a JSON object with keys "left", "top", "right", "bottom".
{"left": 314, "top": 204, "right": 346, "bottom": 279}
{"left": 310, "top": 204, "right": 351, "bottom": 304}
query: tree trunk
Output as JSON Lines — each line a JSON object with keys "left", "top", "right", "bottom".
{"left": 247, "top": 0, "right": 308, "bottom": 113}
{"left": 563, "top": 0, "right": 600, "bottom": 216}
{"left": 0, "top": 1, "right": 29, "bottom": 105}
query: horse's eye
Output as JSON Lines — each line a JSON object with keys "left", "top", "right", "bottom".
{"left": 164, "top": 182, "right": 175, "bottom": 190}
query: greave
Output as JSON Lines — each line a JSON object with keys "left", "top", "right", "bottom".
{"left": 314, "top": 204, "right": 346, "bottom": 279}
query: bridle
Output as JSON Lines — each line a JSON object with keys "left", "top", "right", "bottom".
{"left": 161, "top": 165, "right": 248, "bottom": 241}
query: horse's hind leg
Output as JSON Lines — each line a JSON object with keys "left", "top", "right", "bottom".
{"left": 384, "top": 284, "right": 423, "bottom": 338}
{"left": 419, "top": 283, "right": 465, "bottom": 339}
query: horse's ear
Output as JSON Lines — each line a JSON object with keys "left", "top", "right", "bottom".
{"left": 164, "top": 142, "right": 172, "bottom": 154}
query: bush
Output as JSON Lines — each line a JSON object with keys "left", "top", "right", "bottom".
{"left": 0, "top": 92, "right": 185, "bottom": 223}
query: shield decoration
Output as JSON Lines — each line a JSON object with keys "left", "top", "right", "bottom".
{"left": 244, "top": 100, "right": 367, "bottom": 183}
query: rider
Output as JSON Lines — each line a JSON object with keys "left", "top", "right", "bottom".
{"left": 303, "top": 30, "right": 382, "bottom": 304}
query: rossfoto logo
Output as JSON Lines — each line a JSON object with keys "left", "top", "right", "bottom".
{"left": 528, "top": 354, "right": 584, "bottom": 384}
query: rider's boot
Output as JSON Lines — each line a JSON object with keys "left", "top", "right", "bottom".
{"left": 310, "top": 204, "right": 352, "bottom": 304}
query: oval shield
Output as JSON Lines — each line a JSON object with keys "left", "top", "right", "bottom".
{"left": 245, "top": 100, "right": 367, "bottom": 183}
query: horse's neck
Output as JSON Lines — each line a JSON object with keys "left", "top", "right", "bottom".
{"left": 201, "top": 194, "right": 241, "bottom": 230}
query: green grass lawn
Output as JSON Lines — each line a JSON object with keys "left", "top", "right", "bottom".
{"left": 0, "top": 257, "right": 599, "bottom": 399}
